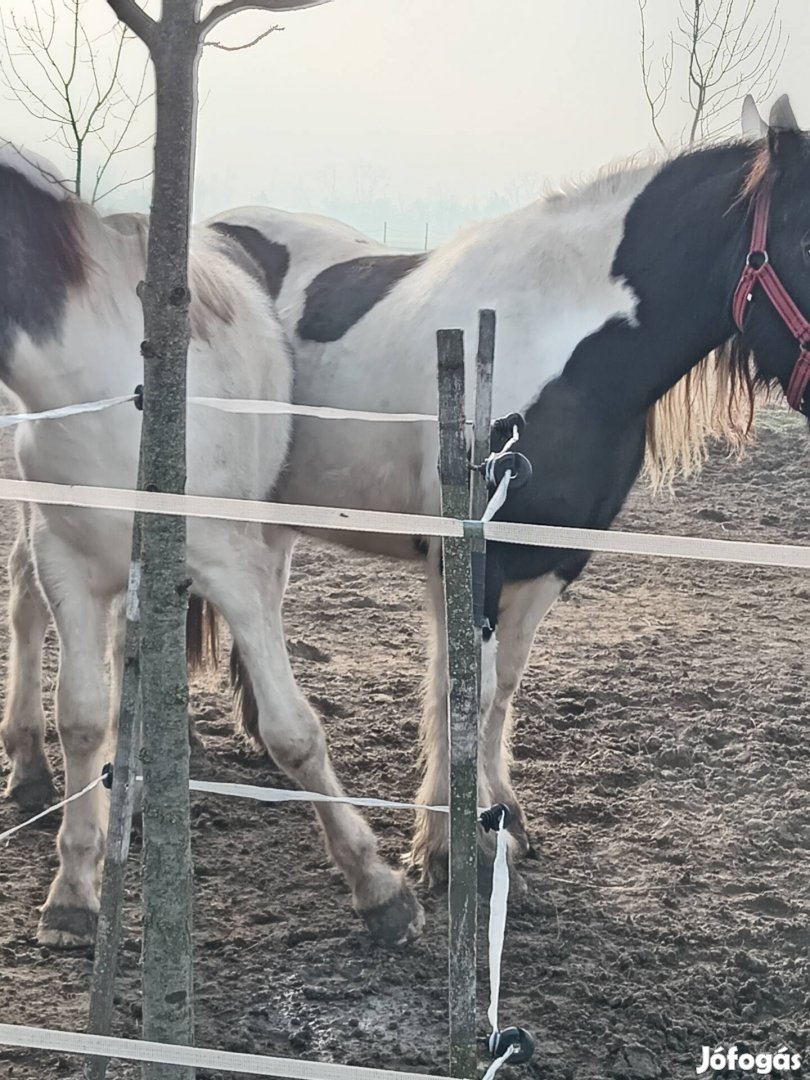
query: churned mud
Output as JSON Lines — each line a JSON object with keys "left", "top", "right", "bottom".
{"left": 0, "top": 408, "right": 808, "bottom": 1080}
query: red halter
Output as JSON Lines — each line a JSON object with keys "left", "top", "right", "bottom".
{"left": 732, "top": 183, "right": 810, "bottom": 412}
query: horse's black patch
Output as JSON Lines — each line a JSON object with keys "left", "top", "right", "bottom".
{"left": 0, "top": 165, "right": 86, "bottom": 375}
{"left": 210, "top": 222, "right": 290, "bottom": 300}
{"left": 297, "top": 253, "right": 427, "bottom": 343}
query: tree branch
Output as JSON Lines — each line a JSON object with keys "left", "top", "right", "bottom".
{"left": 198, "top": 0, "right": 331, "bottom": 41}
{"left": 105, "top": 0, "right": 156, "bottom": 47}
{"left": 637, "top": 0, "right": 673, "bottom": 149}
{"left": 204, "top": 24, "right": 282, "bottom": 50}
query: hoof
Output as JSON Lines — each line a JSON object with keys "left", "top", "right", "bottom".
{"left": 7, "top": 770, "right": 57, "bottom": 815}
{"left": 359, "top": 883, "right": 425, "bottom": 946}
{"left": 37, "top": 905, "right": 98, "bottom": 948}
{"left": 506, "top": 814, "right": 536, "bottom": 860}
{"left": 406, "top": 846, "right": 448, "bottom": 893}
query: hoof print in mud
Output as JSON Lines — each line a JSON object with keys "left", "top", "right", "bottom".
{"left": 37, "top": 905, "right": 98, "bottom": 949}
{"left": 360, "top": 885, "right": 425, "bottom": 946}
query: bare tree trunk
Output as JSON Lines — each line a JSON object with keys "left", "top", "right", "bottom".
{"left": 103, "top": 3, "right": 328, "bottom": 1077}
{"left": 136, "top": 4, "right": 200, "bottom": 1076}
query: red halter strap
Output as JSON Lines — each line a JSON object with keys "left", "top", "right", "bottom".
{"left": 732, "top": 184, "right": 810, "bottom": 412}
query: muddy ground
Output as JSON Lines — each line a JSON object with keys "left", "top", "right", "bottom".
{"left": 0, "top": 409, "right": 808, "bottom": 1080}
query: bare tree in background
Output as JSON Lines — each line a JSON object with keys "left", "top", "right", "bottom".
{"left": 638, "top": 0, "right": 786, "bottom": 148}
{"left": 0, "top": 0, "right": 152, "bottom": 203}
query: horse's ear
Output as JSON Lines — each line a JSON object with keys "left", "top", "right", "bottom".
{"left": 767, "top": 94, "right": 803, "bottom": 165}
{"left": 741, "top": 94, "right": 767, "bottom": 138}
{"left": 769, "top": 94, "right": 799, "bottom": 131}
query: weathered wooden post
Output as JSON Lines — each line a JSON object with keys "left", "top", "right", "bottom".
{"left": 471, "top": 310, "right": 495, "bottom": 520}
{"left": 85, "top": 515, "right": 144, "bottom": 1080}
{"left": 437, "top": 328, "right": 479, "bottom": 1079}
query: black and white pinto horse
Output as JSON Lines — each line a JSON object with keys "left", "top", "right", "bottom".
{"left": 2, "top": 95, "right": 809, "bottom": 948}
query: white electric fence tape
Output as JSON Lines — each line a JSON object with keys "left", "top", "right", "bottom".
{"left": 0, "top": 773, "right": 463, "bottom": 846}
{"left": 0, "top": 396, "right": 806, "bottom": 568}
{"left": 0, "top": 394, "right": 136, "bottom": 429}
{"left": 189, "top": 397, "right": 439, "bottom": 423}
{"left": 481, "top": 818, "right": 514, "bottom": 1080}
{"left": 0, "top": 776, "right": 105, "bottom": 843}
{"left": 481, "top": 470, "right": 513, "bottom": 523}
{"left": 481, "top": 1043, "right": 517, "bottom": 1080}
{"left": 486, "top": 822, "right": 510, "bottom": 1037}
{"left": 0, "top": 475, "right": 804, "bottom": 568}
{"left": 187, "top": 778, "right": 448, "bottom": 813}
{"left": 0, "top": 1023, "right": 467, "bottom": 1080}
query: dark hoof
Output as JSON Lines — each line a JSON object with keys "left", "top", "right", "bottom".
{"left": 7, "top": 771, "right": 57, "bottom": 815}
{"left": 359, "top": 884, "right": 425, "bottom": 946}
{"left": 37, "top": 905, "right": 98, "bottom": 948}
{"left": 490, "top": 800, "right": 534, "bottom": 858}
{"left": 407, "top": 848, "right": 448, "bottom": 893}
{"left": 507, "top": 817, "right": 535, "bottom": 860}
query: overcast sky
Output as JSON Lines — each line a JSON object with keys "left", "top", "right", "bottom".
{"left": 4, "top": 0, "right": 810, "bottom": 239}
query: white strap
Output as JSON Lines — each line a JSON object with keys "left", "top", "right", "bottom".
{"left": 486, "top": 819, "right": 511, "bottom": 1037}
{"left": 186, "top": 778, "right": 448, "bottom": 813}
{"left": 189, "top": 397, "right": 438, "bottom": 423}
{"left": 0, "top": 776, "right": 105, "bottom": 843}
{"left": 1, "top": 474, "right": 802, "bottom": 569}
{"left": 481, "top": 470, "right": 513, "bottom": 523}
{"left": 0, "top": 394, "right": 136, "bottom": 430}
{"left": 481, "top": 1043, "right": 516, "bottom": 1080}
{"left": 0, "top": 1023, "right": 466, "bottom": 1080}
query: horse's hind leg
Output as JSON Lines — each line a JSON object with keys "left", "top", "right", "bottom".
{"left": 193, "top": 524, "right": 424, "bottom": 946}
{"left": 0, "top": 511, "right": 55, "bottom": 812}
{"left": 33, "top": 525, "right": 116, "bottom": 947}
{"left": 480, "top": 574, "right": 563, "bottom": 856}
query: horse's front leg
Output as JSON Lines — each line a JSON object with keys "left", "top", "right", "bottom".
{"left": 480, "top": 574, "right": 564, "bottom": 856}
{"left": 33, "top": 525, "right": 117, "bottom": 947}
{"left": 0, "top": 512, "right": 55, "bottom": 812}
